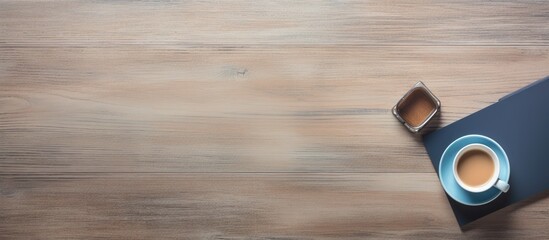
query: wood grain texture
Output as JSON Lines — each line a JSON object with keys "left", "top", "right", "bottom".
{"left": 1, "top": 0, "right": 548, "bottom": 239}
{"left": 1, "top": 174, "right": 548, "bottom": 239}
{"left": 1, "top": 46, "right": 548, "bottom": 174}
{"left": 1, "top": 0, "right": 549, "bottom": 46}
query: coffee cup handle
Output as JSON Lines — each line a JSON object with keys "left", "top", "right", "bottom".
{"left": 494, "top": 179, "right": 510, "bottom": 193}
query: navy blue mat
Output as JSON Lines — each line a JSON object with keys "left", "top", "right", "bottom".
{"left": 422, "top": 76, "right": 549, "bottom": 227}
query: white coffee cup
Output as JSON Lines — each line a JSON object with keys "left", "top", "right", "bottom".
{"left": 453, "top": 144, "right": 510, "bottom": 193}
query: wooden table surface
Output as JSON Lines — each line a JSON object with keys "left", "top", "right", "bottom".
{"left": 1, "top": 1, "right": 548, "bottom": 239}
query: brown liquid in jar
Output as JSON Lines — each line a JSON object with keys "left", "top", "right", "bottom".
{"left": 398, "top": 89, "right": 436, "bottom": 127}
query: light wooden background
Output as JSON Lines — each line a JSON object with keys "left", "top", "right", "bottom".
{"left": 1, "top": 0, "right": 548, "bottom": 239}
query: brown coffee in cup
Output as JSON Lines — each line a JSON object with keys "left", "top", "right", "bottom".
{"left": 451, "top": 140, "right": 510, "bottom": 194}
{"left": 456, "top": 150, "right": 495, "bottom": 187}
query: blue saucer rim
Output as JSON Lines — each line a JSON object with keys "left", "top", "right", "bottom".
{"left": 438, "top": 134, "right": 510, "bottom": 206}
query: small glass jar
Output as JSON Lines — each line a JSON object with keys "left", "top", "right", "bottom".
{"left": 392, "top": 81, "right": 441, "bottom": 133}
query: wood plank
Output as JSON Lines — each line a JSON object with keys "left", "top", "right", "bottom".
{"left": 1, "top": 0, "right": 549, "bottom": 46}
{"left": 1, "top": 46, "right": 548, "bottom": 173}
{"left": 0, "top": 173, "right": 547, "bottom": 239}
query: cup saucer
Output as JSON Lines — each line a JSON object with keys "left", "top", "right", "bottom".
{"left": 439, "top": 134, "right": 510, "bottom": 206}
